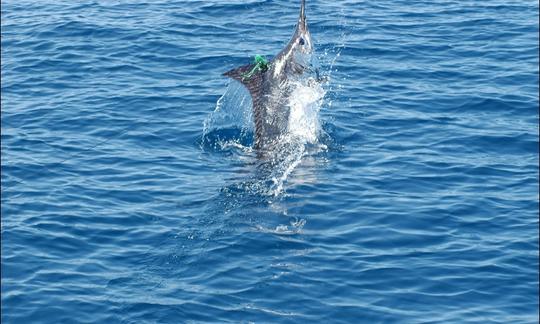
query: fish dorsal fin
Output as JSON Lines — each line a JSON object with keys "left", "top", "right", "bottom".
{"left": 223, "top": 62, "right": 269, "bottom": 149}
{"left": 223, "top": 63, "right": 266, "bottom": 101}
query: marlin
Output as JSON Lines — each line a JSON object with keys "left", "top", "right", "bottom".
{"left": 223, "top": 0, "right": 315, "bottom": 151}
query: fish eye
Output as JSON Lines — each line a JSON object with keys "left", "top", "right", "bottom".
{"left": 299, "top": 37, "right": 305, "bottom": 45}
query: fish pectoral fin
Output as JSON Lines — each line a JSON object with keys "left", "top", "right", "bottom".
{"left": 223, "top": 64, "right": 264, "bottom": 100}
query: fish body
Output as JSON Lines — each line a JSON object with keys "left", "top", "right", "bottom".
{"left": 223, "top": 0, "right": 314, "bottom": 151}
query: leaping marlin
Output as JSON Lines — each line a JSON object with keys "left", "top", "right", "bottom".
{"left": 223, "top": 0, "right": 315, "bottom": 151}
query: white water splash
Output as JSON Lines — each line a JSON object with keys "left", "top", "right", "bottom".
{"left": 260, "top": 76, "right": 327, "bottom": 196}
{"left": 202, "top": 82, "right": 253, "bottom": 139}
{"left": 203, "top": 46, "right": 341, "bottom": 197}
{"left": 287, "top": 78, "right": 326, "bottom": 144}
{"left": 202, "top": 75, "right": 328, "bottom": 197}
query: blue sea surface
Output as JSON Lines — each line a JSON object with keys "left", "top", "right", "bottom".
{"left": 1, "top": 0, "right": 539, "bottom": 323}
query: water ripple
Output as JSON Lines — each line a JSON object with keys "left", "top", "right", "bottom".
{"left": 2, "top": 0, "right": 539, "bottom": 323}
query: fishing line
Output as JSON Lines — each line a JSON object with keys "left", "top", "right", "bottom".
{"left": 241, "top": 54, "right": 269, "bottom": 80}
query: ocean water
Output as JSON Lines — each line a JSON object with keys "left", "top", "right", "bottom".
{"left": 1, "top": 0, "right": 539, "bottom": 323}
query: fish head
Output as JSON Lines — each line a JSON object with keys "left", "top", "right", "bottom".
{"left": 293, "top": 0, "right": 313, "bottom": 56}
{"left": 273, "top": 0, "right": 314, "bottom": 77}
